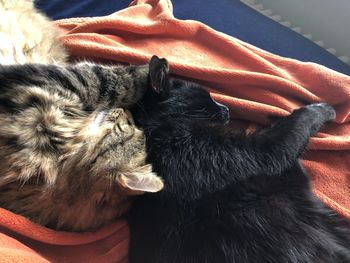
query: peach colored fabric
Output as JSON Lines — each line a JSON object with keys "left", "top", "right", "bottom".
{"left": 0, "top": 208, "right": 129, "bottom": 262}
{"left": 0, "top": 0, "right": 349, "bottom": 262}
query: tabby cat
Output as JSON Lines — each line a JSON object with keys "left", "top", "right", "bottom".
{"left": 0, "top": 61, "right": 163, "bottom": 231}
{"left": 128, "top": 56, "right": 350, "bottom": 263}
{"left": 0, "top": 0, "right": 67, "bottom": 64}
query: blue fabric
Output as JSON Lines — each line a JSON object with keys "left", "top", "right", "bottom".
{"left": 36, "top": 0, "right": 130, "bottom": 20}
{"left": 36, "top": 0, "right": 350, "bottom": 75}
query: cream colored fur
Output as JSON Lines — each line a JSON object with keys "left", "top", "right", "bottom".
{"left": 0, "top": 0, "right": 68, "bottom": 64}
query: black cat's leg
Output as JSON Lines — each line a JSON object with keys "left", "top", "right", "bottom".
{"left": 241, "top": 103, "right": 336, "bottom": 175}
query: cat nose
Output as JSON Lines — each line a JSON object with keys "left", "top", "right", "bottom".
{"left": 212, "top": 100, "right": 230, "bottom": 123}
{"left": 107, "top": 108, "right": 126, "bottom": 122}
{"left": 107, "top": 109, "right": 135, "bottom": 127}
{"left": 220, "top": 105, "right": 230, "bottom": 123}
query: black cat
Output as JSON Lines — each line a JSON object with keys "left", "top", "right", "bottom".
{"left": 128, "top": 56, "right": 350, "bottom": 263}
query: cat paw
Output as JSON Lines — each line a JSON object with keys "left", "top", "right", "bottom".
{"left": 304, "top": 103, "right": 336, "bottom": 122}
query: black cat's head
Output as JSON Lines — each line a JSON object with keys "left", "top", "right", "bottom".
{"left": 131, "top": 56, "right": 230, "bottom": 125}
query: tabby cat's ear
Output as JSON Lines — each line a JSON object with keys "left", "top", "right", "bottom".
{"left": 117, "top": 166, "right": 164, "bottom": 195}
{"left": 149, "top": 55, "right": 170, "bottom": 94}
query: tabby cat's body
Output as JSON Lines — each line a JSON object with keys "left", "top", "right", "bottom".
{"left": 0, "top": 61, "right": 163, "bottom": 231}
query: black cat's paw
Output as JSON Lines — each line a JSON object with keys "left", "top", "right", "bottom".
{"left": 304, "top": 103, "right": 336, "bottom": 122}
{"left": 290, "top": 103, "right": 336, "bottom": 136}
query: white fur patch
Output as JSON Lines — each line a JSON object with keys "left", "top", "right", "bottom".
{"left": 88, "top": 111, "right": 106, "bottom": 135}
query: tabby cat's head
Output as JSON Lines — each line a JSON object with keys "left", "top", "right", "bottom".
{"left": 59, "top": 107, "right": 163, "bottom": 198}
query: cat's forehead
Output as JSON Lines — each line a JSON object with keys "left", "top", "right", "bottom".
{"left": 171, "top": 80, "right": 210, "bottom": 96}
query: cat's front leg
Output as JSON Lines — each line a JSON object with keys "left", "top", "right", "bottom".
{"left": 68, "top": 62, "right": 150, "bottom": 110}
{"left": 246, "top": 103, "right": 335, "bottom": 175}
{"left": 110, "top": 64, "right": 150, "bottom": 108}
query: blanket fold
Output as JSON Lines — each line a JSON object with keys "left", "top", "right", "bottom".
{"left": 0, "top": 0, "right": 349, "bottom": 262}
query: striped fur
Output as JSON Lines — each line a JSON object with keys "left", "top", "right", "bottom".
{"left": 0, "top": 61, "right": 163, "bottom": 231}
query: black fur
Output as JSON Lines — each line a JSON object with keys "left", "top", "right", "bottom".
{"left": 128, "top": 56, "right": 350, "bottom": 263}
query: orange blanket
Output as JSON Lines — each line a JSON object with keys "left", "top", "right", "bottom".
{"left": 0, "top": 0, "right": 349, "bottom": 262}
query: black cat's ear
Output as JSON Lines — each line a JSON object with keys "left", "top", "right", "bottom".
{"left": 149, "top": 55, "right": 170, "bottom": 94}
